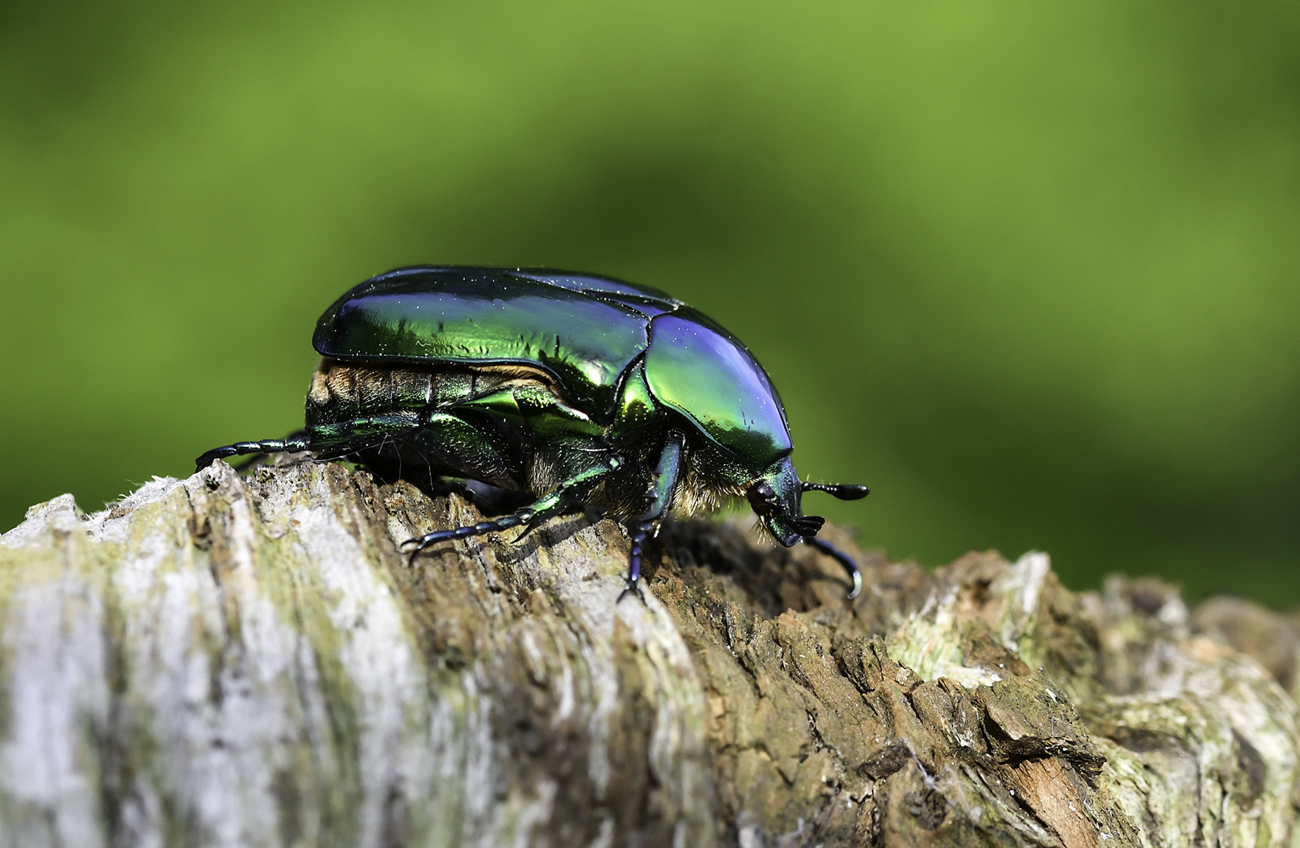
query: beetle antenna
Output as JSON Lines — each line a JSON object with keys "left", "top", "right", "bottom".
{"left": 802, "top": 482, "right": 870, "bottom": 501}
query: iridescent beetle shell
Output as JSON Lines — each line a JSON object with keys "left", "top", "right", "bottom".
{"left": 199, "top": 266, "right": 869, "bottom": 599}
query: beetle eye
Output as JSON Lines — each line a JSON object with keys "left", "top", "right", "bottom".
{"left": 746, "top": 481, "right": 777, "bottom": 514}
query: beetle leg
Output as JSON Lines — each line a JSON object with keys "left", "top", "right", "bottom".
{"left": 196, "top": 434, "right": 315, "bottom": 470}
{"left": 195, "top": 414, "right": 422, "bottom": 471}
{"left": 618, "top": 430, "right": 686, "bottom": 604}
{"left": 404, "top": 457, "right": 622, "bottom": 563}
{"left": 797, "top": 480, "right": 868, "bottom": 599}
{"left": 803, "top": 535, "right": 863, "bottom": 601}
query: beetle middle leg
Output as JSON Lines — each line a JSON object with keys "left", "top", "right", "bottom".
{"left": 403, "top": 457, "right": 623, "bottom": 563}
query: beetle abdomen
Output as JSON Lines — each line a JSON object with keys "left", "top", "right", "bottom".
{"left": 307, "top": 359, "right": 567, "bottom": 425}
{"left": 305, "top": 357, "right": 620, "bottom": 497}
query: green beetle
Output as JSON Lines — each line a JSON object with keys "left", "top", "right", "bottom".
{"left": 197, "top": 266, "right": 869, "bottom": 599}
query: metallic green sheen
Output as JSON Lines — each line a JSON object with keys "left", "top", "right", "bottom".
{"left": 511, "top": 270, "right": 680, "bottom": 311}
{"left": 197, "top": 265, "right": 869, "bottom": 599}
{"left": 642, "top": 308, "right": 793, "bottom": 472}
{"left": 313, "top": 267, "right": 653, "bottom": 419}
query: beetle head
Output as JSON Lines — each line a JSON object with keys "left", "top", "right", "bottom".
{"left": 746, "top": 457, "right": 823, "bottom": 546}
{"left": 747, "top": 458, "right": 872, "bottom": 546}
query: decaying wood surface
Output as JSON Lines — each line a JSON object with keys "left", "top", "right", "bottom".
{"left": 1, "top": 459, "right": 1298, "bottom": 847}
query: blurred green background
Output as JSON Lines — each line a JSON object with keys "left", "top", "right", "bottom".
{"left": 2, "top": 1, "right": 1297, "bottom": 604}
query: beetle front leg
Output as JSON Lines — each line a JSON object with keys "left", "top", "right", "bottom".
{"left": 619, "top": 430, "right": 686, "bottom": 604}
{"left": 404, "top": 457, "right": 623, "bottom": 562}
{"left": 800, "top": 480, "right": 869, "bottom": 600}
{"left": 803, "top": 535, "right": 863, "bottom": 600}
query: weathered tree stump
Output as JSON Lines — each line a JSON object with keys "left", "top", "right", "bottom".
{"left": 0, "top": 460, "right": 1296, "bottom": 847}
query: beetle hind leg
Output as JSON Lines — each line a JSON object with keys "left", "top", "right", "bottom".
{"left": 196, "top": 434, "right": 314, "bottom": 471}
{"left": 195, "top": 414, "right": 425, "bottom": 472}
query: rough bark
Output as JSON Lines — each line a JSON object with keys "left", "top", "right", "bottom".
{"left": 0, "top": 459, "right": 1297, "bottom": 847}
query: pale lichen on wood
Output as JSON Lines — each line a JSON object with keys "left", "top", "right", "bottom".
{"left": 0, "top": 460, "right": 1297, "bottom": 847}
